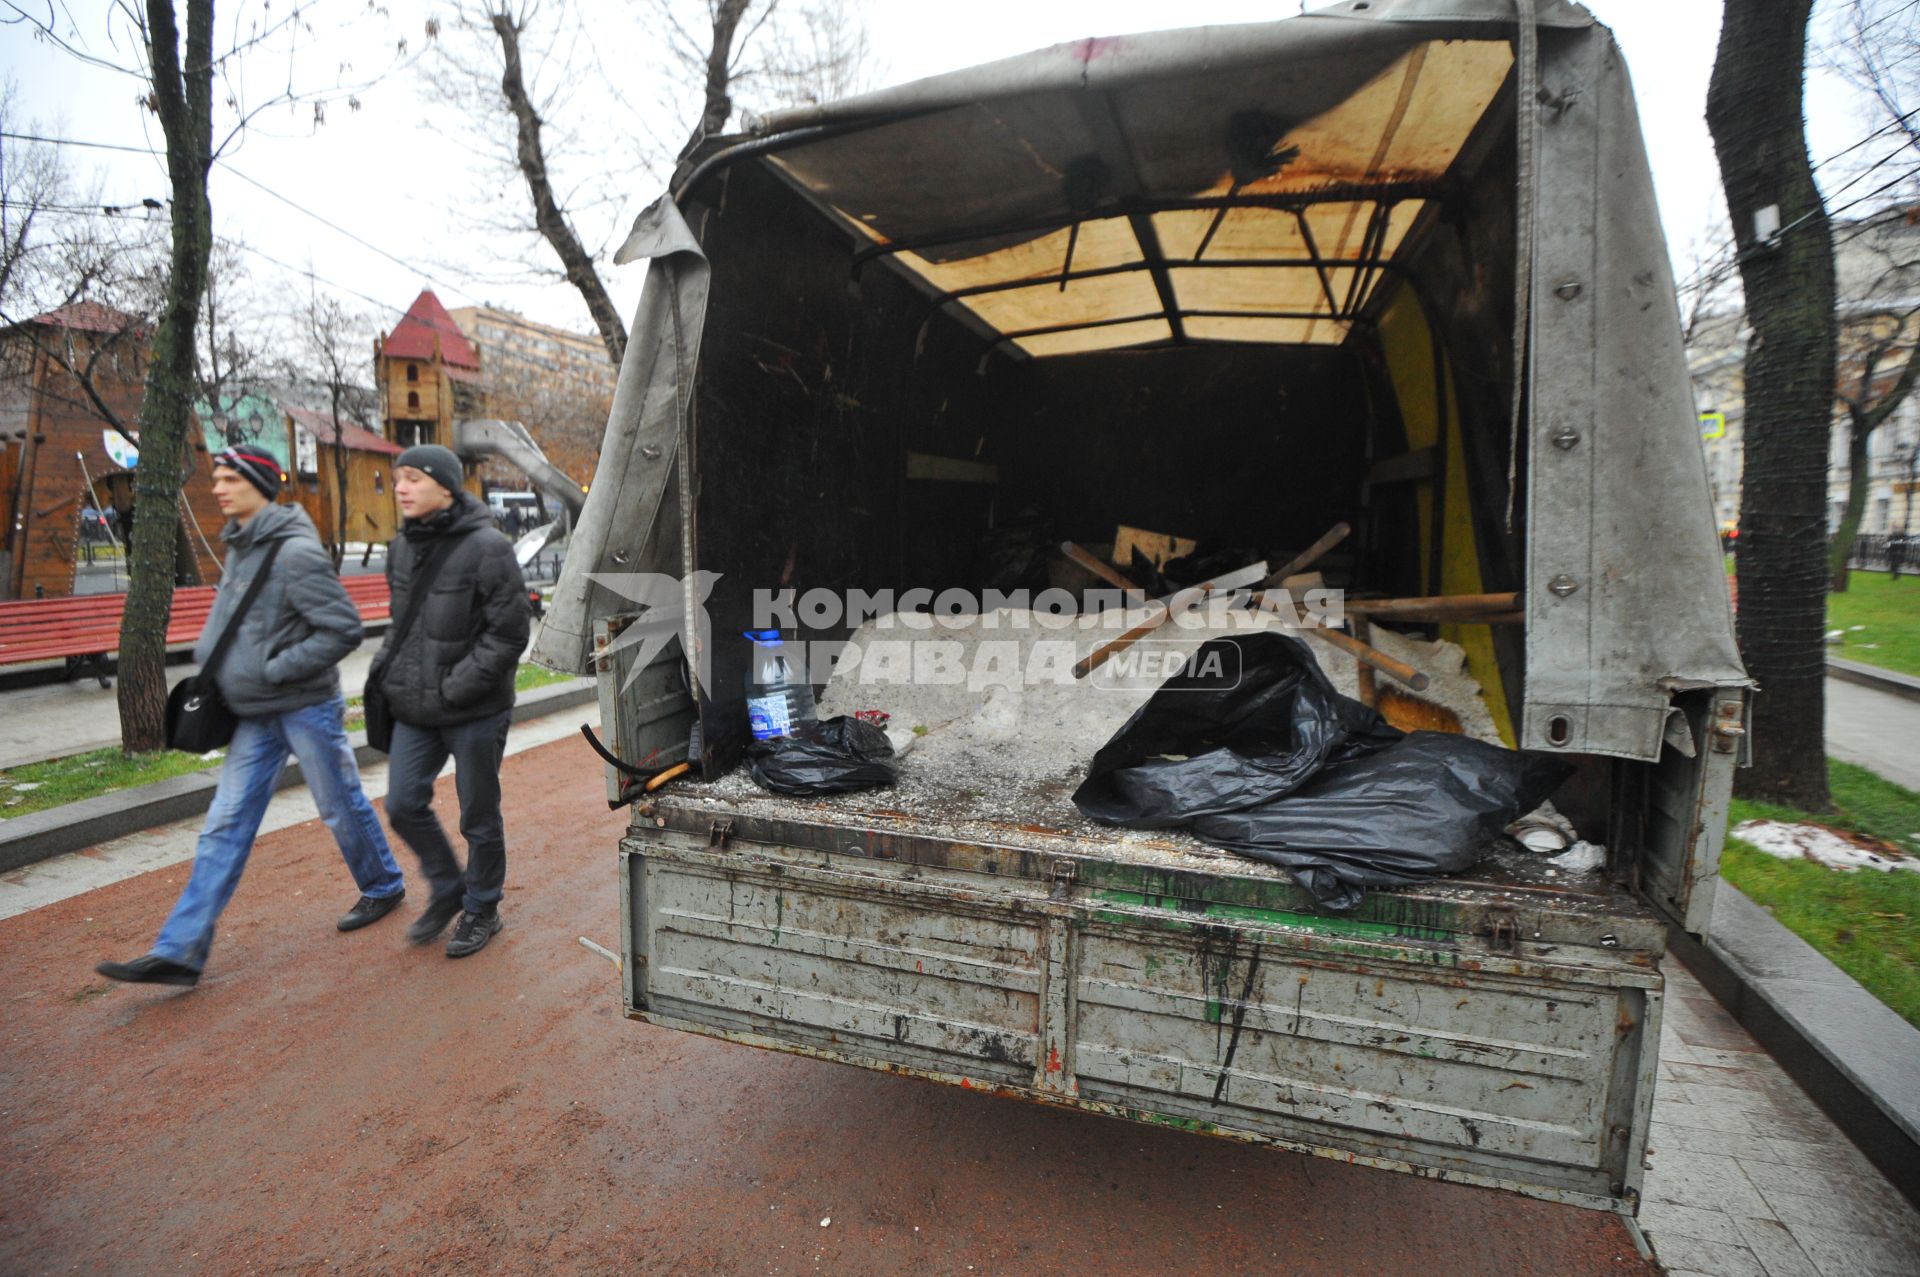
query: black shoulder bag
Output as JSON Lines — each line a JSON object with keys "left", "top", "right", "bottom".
{"left": 165, "top": 540, "right": 286, "bottom": 753}
{"left": 363, "top": 533, "right": 467, "bottom": 753}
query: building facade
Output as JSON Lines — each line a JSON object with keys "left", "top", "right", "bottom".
{"left": 0, "top": 302, "right": 224, "bottom": 599}
{"left": 447, "top": 303, "right": 615, "bottom": 487}
{"left": 1687, "top": 205, "right": 1920, "bottom": 542}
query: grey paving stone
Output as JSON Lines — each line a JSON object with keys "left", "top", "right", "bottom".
{"left": 1650, "top": 1120, "right": 1790, "bottom": 1165}
{"left": 1645, "top": 1148, "right": 1776, "bottom": 1216}
{"left": 1659, "top": 1097, "right": 1767, "bottom": 1136}
{"left": 1786, "top": 1222, "right": 1920, "bottom": 1277}
{"left": 1758, "top": 1184, "right": 1920, "bottom": 1245}
{"left": 1743, "top": 1159, "right": 1915, "bottom": 1221}
{"left": 1669, "top": 1061, "right": 1773, "bottom": 1089}
{"left": 1761, "top": 1135, "right": 1879, "bottom": 1175}
{"left": 1649, "top": 1232, "right": 1770, "bottom": 1277}
{"left": 1688, "top": 1045, "right": 1779, "bottom": 1072}
{"left": 1639, "top": 1200, "right": 1751, "bottom": 1245}
{"left": 1732, "top": 1216, "right": 1820, "bottom": 1277}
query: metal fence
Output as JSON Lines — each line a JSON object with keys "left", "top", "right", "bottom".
{"left": 1846, "top": 533, "right": 1919, "bottom": 573}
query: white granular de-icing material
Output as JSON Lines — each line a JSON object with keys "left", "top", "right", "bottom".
{"left": 802, "top": 607, "right": 1504, "bottom": 811}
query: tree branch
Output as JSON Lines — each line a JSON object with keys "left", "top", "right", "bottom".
{"left": 490, "top": 5, "right": 626, "bottom": 363}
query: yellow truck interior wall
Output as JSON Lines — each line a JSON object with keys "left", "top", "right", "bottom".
{"left": 1378, "top": 289, "right": 1516, "bottom": 746}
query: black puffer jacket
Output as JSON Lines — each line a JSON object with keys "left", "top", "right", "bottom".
{"left": 374, "top": 493, "right": 529, "bottom": 727}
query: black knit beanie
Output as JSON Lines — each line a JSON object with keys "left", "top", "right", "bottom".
{"left": 394, "top": 444, "right": 464, "bottom": 497}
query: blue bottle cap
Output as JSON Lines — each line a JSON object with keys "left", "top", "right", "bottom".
{"left": 744, "top": 629, "right": 784, "bottom": 646}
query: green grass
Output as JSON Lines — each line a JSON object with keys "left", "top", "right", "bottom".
{"left": 515, "top": 663, "right": 577, "bottom": 692}
{"left": 1826, "top": 571, "right": 1920, "bottom": 678}
{"left": 1723, "top": 759, "right": 1920, "bottom": 1028}
{"left": 0, "top": 746, "right": 224, "bottom": 818}
{"left": 2, "top": 665, "right": 578, "bottom": 818}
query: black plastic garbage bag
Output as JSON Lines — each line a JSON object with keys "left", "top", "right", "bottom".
{"left": 1073, "top": 631, "right": 1400, "bottom": 827}
{"left": 1072, "top": 633, "right": 1570, "bottom": 910}
{"left": 1191, "top": 732, "right": 1571, "bottom": 911}
{"left": 747, "top": 715, "right": 897, "bottom": 796}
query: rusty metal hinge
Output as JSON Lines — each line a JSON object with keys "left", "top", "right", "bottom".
{"left": 1049, "top": 858, "right": 1078, "bottom": 902}
{"left": 1483, "top": 906, "right": 1519, "bottom": 953}
{"left": 708, "top": 818, "right": 735, "bottom": 850}
{"left": 1710, "top": 699, "right": 1747, "bottom": 755}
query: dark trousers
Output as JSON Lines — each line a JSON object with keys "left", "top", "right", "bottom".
{"left": 385, "top": 710, "right": 513, "bottom": 914}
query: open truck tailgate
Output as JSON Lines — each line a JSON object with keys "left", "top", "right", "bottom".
{"left": 622, "top": 790, "right": 1664, "bottom": 1213}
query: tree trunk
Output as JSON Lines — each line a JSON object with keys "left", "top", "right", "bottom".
{"left": 1829, "top": 411, "right": 1870, "bottom": 592}
{"left": 491, "top": 10, "right": 627, "bottom": 365}
{"left": 118, "top": 0, "right": 215, "bottom": 755}
{"left": 1708, "top": 0, "right": 1834, "bottom": 810}
{"left": 330, "top": 388, "right": 350, "bottom": 568}
{"left": 697, "top": 0, "right": 752, "bottom": 144}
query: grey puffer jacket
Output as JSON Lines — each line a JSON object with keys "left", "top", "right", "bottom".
{"left": 374, "top": 493, "right": 529, "bottom": 727}
{"left": 193, "top": 504, "right": 363, "bottom": 718}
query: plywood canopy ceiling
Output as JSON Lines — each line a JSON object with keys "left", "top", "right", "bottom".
{"left": 771, "top": 38, "right": 1514, "bottom": 356}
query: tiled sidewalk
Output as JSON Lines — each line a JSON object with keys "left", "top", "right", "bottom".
{"left": 1642, "top": 959, "right": 1920, "bottom": 1277}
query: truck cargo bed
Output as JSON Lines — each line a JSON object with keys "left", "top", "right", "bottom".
{"left": 622, "top": 766, "right": 1665, "bottom": 1212}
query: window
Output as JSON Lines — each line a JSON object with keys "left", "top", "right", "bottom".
{"left": 407, "top": 391, "right": 420, "bottom": 410}
{"left": 373, "top": 471, "right": 384, "bottom": 493}
{"left": 407, "top": 363, "right": 419, "bottom": 383}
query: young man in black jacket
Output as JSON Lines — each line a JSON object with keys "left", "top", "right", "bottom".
{"left": 374, "top": 445, "right": 530, "bottom": 958}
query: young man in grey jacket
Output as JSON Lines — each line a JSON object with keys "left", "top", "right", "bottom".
{"left": 375, "top": 445, "right": 529, "bottom": 958}
{"left": 96, "top": 450, "right": 408, "bottom": 988}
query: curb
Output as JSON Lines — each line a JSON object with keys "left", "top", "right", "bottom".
{"left": 1668, "top": 885, "right": 1920, "bottom": 1210}
{"left": 0, "top": 679, "right": 596, "bottom": 875}
{"left": 1826, "top": 656, "right": 1920, "bottom": 703}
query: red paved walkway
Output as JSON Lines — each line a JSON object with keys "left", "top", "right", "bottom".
{"left": 0, "top": 738, "right": 1656, "bottom": 1275}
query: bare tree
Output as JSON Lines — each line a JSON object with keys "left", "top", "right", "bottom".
{"left": 1821, "top": 1, "right": 1920, "bottom": 588}
{"left": 1829, "top": 217, "right": 1920, "bottom": 588}
{"left": 1709, "top": 0, "right": 1838, "bottom": 810}
{"left": 5, "top": 0, "right": 429, "bottom": 752}
{"left": 423, "top": 0, "right": 873, "bottom": 369}
{"left": 289, "top": 273, "right": 375, "bottom": 566}
{"left": 0, "top": 91, "right": 169, "bottom": 444}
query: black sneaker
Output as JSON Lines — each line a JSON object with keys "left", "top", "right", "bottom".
{"left": 337, "top": 891, "right": 406, "bottom": 932}
{"left": 95, "top": 955, "right": 200, "bottom": 987}
{"left": 406, "top": 893, "right": 465, "bottom": 945}
{"left": 446, "top": 911, "right": 503, "bottom": 959}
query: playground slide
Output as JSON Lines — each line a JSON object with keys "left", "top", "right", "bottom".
{"left": 452, "top": 418, "right": 588, "bottom": 519}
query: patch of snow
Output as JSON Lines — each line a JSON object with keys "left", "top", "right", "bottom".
{"left": 1731, "top": 820, "right": 1920, "bottom": 873}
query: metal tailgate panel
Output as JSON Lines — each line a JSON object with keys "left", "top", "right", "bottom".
{"left": 624, "top": 832, "right": 1661, "bottom": 1212}
{"left": 1073, "top": 923, "right": 1650, "bottom": 1195}
{"left": 633, "top": 849, "right": 1048, "bottom": 1085}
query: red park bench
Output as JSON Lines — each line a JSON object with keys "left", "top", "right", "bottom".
{"left": 0, "top": 575, "right": 391, "bottom": 688}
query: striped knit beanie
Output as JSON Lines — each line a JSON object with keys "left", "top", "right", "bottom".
{"left": 212, "top": 447, "right": 283, "bottom": 500}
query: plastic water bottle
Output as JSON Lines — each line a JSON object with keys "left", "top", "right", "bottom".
{"left": 745, "top": 629, "right": 817, "bottom": 740}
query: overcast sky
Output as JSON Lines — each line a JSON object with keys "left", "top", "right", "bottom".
{"left": 1, "top": 0, "right": 1873, "bottom": 348}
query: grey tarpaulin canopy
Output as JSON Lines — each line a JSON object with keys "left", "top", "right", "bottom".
{"left": 534, "top": 0, "right": 1749, "bottom": 764}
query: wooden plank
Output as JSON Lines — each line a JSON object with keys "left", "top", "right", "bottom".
{"left": 905, "top": 452, "right": 1000, "bottom": 484}
{"left": 1367, "top": 447, "right": 1437, "bottom": 486}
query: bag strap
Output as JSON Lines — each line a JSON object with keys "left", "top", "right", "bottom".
{"left": 385, "top": 529, "right": 474, "bottom": 656}
{"left": 200, "top": 539, "right": 285, "bottom": 680}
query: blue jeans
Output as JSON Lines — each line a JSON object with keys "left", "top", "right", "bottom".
{"left": 384, "top": 711, "right": 513, "bottom": 915}
{"left": 152, "top": 693, "right": 403, "bottom": 972}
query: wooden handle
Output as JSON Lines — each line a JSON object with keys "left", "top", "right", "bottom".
{"left": 1265, "top": 522, "right": 1352, "bottom": 587}
{"left": 1057, "top": 541, "right": 1138, "bottom": 592}
{"left": 1256, "top": 589, "right": 1430, "bottom": 691}
{"left": 1352, "top": 615, "right": 1379, "bottom": 708}
{"left": 1304, "top": 625, "right": 1429, "bottom": 691}
{"left": 1345, "top": 591, "right": 1520, "bottom": 621}
{"left": 644, "top": 761, "right": 692, "bottom": 792}
{"left": 1073, "top": 577, "right": 1223, "bottom": 679}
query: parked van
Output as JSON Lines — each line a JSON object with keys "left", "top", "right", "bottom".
{"left": 537, "top": 0, "right": 1750, "bottom": 1213}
